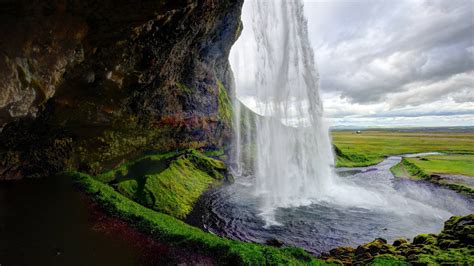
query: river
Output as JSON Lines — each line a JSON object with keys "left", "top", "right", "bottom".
{"left": 190, "top": 153, "right": 474, "bottom": 254}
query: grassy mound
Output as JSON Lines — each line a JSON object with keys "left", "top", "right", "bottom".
{"left": 71, "top": 171, "right": 328, "bottom": 265}
{"left": 96, "top": 150, "right": 226, "bottom": 218}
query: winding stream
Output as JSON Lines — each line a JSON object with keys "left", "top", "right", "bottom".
{"left": 193, "top": 153, "right": 474, "bottom": 255}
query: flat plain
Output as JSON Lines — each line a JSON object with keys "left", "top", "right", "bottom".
{"left": 332, "top": 130, "right": 474, "bottom": 168}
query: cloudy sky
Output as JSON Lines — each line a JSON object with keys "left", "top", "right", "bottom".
{"left": 303, "top": 0, "right": 474, "bottom": 127}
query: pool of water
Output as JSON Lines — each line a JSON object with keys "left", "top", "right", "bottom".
{"left": 193, "top": 155, "right": 474, "bottom": 255}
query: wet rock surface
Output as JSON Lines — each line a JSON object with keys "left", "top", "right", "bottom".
{"left": 0, "top": 0, "right": 243, "bottom": 179}
{"left": 320, "top": 214, "right": 474, "bottom": 265}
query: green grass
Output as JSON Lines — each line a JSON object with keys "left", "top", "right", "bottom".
{"left": 405, "top": 155, "right": 474, "bottom": 177}
{"left": 334, "top": 145, "right": 382, "bottom": 167}
{"left": 332, "top": 131, "right": 474, "bottom": 167}
{"left": 391, "top": 157, "right": 474, "bottom": 197}
{"left": 71, "top": 172, "right": 329, "bottom": 265}
{"left": 98, "top": 149, "right": 226, "bottom": 219}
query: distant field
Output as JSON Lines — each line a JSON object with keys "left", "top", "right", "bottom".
{"left": 332, "top": 131, "right": 474, "bottom": 167}
{"left": 390, "top": 154, "right": 474, "bottom": 197}
{"left": 405, "top": 155, "right": 474, "bottom": 177}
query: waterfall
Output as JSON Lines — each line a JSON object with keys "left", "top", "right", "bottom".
{"left": 231, "top": 0, "right": 336, "bottom": 223}
{"left": 229, "top": 0, "right": 472, "bottom": 228}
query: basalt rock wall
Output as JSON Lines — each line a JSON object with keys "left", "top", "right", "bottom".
{"left": 0, "top": 0, "right": 243, "bottom": 179}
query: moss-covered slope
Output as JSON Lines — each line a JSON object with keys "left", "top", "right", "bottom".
{"left": 71, "top": 170, "right": 328, "bottom": 265}
{"left": 96, "top": 149, "right": 226, "bottom": 218}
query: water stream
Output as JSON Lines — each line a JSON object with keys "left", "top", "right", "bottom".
{"left": 195, "top": 154, "right": 474, "bottom": 254}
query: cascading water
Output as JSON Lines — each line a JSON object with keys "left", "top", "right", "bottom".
{"left": 229, "top": 0, "right": 473, "bottom": 226}
{"left": 231, "top": 0, "right": 337, "bottom": 223}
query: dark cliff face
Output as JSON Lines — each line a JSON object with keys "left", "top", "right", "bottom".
{"left": 0, "top": 0, "right": 243, "bottom": 179}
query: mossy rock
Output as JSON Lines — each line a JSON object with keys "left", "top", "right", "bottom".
{"left": 369, "top": 255, "right": 409, "bottom": 266}
{"left": 97, "top": 149, "right": 226, "bottom": 219}
{"left": 320, "top": 214, "right": 474, "bottom": 265}
{"left": 413, "top": 234, "right": 437, "bottom": 245}
{"left": 393, "top": 238, "right": 409, "bottom": 247}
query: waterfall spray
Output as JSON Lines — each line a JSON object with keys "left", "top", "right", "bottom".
{"left": 231, "top": 0, "right": 336, "bottom": 223}
{"left": 230, "top": 0, "right": 472, "bottom": 226}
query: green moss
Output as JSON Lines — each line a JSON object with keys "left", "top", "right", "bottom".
{"left": 121, "top": 157, "right": 215, "bottom": 218}
{"left": 75, "top": 116, "right": 166, "bottom": 174}
{"left": 369, "top": 255, "right": 409, "bottom": 266}
{"left": 416, "top": 247, "right": 474, "bottom": 265}
{"left": 322, "top": 214, "right": 474, "bottom": 265}
{"left": 96, "top": 150, "right": 180, "bottom": 183}
{"left": 176, "top": 82, "right": 193, "bottom": 95}
{"left": 71, "top": 172, "right": 328, "bottom": 265}
{"left": 116, "top": 179, "right": 138, "bottom": 198}
{"left": 413, "top": 234, "right": 437, "bottom": 245}
{"left": 203, "top": 148, "right": 225, "bottom": 158}
{"left": 217, "top": 80, "right": 233, "bottom": 125}
{"left": 99, "top": 150, "right": 226, "bottom": 218}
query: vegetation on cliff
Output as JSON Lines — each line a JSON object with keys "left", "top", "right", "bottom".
{"left": 217, "top": 80, "right": 233, "bottom": 126}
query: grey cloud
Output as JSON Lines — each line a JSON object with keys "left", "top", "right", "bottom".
{"left": 306, "top": 0, "right": 474, "bottom": 106}
{"left": 363, "top": 110, "right": 474, "bottom": 118}
{"left": 451, "top": 88, "right": 474, "bottom": 103}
